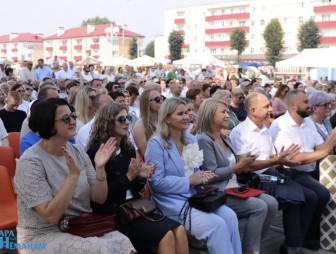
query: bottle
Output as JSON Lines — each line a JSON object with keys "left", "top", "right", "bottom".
{"left": 259, "top": 174, "right": 284, "bottom": 184}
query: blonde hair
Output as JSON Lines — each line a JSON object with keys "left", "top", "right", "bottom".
{"left": 67, "top": 86, "right": 81, "bottom": 107}
{"left": 74, "top": 87, "right": 95, "bottom": 124}
{"left": 139, "top": 89, "right": 157, "bottom": 140}
{"left": 197, "top": 98, "right": 227, "bottom": 140}
{"left": 158, "top": 98, "right": 188, "bottom": 149}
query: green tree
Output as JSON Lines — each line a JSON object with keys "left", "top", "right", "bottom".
{"left": 168, "top": 31, "right": 184, "bottom": 61}
{"left": 129, "top": 37, "right": 138, "bottom": 59}
{"left": 230, "top": 28, "right": 247, "bottom": 62}
{"left": 81, "top": 16, "right": 115, "bottom": 26}
{"left": 297, "top": 19, "right": 321, "bottom": 51}
{"left": 145, "top": 41, "right": 155, "bottom": 57}
{"left": 263, "top": 19, "right": 284, "bottom": 66}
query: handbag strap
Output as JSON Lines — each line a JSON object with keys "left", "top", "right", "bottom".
{"left": 179, "top": 200, "right": 192, "bottom": 232}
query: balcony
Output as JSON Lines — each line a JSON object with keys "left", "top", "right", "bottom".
{"left": 90, "top": 44, "right": 99, "bottom": 50}
{"left": 93, "top": 55, "right": 100, "bottom": 59}
{"left": 58, "top": 56, "right": 67, "bottom": 61}
{"left": 320, "top": 36, "right": 336, "bottom": 44}
{"left": 59, "top": 46, "right": 67, "bottom": 51}
{"left": 205, "top": 40, "right": 249, "bottom": 47}
{"left": 205, "top": 13, "right": 249, "bottom": 22}
{"left": 74, "top": 45, "right": 82, "bottom": 51}
{"left": 1, "top": 49, "right": 6, "bottom": 53}
{"left": 74, "top": 56, "right": 82, "bottom": 61}
{"left": 12, "top": 57, "right": 18, "bottom": 62}
{"left": 178, "top": 30, "right": 185, "bottom": 36}
{"left": 46, "top": 47, "right": 53, "bottom": 51}
{"left": 174, "top": 18, "right": 185, "bottom": 25}
{"left": 314, "top": 5, "right": 336, "bottom": 13}
{"left": 11, "top": 48, "right": 18, "bottom": 52}
{"left": 205, "top": 26, "right": 249, "bottom": 34}
{"left": 316, "top": 21, "right": 336, "bottom": 29}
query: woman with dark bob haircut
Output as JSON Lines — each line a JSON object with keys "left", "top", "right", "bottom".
{"left": 15, "top": 98, "right": 135, "bottom": 254}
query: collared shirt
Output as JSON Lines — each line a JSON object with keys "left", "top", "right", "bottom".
{"left": 270, "top": 111, "right": 323, "bottom": 172}
{"left": 230, "top": 116, "right": 276, "bottom": 174}
{"left": 35, "top": 66, "right": 53, "bottom": 81}
{"left": 76, "top": 117, "right": 95, "bottom": 149}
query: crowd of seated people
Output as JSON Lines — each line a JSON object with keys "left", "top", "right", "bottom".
{"left": 1, "top": 60, "right": 336, "bottom": 254}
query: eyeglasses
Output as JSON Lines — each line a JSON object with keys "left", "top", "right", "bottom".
{"left": 55, "top": 112, "right": 77, "bottom": 124}
{"left": 25, "top": 87, "right": 33, "bottom": 92}
{"left": 115, "top": 115, "right": 132, "bottom": 125}
{"left": 150, "top": 96, "right": 163, "bottom": 103}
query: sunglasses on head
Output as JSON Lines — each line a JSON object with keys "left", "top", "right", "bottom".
{"left": 55, "top": 112, "right": 77, "bottom": 124}
{"left": 150, "top": 96, "right": 163, "bottom": 103}
{"left": 115, "top": 115, "right": 132, "bottom": 125}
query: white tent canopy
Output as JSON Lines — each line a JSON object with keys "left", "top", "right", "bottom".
{"left": 173, "top": 53, "right": 226, "bottom": 68}
{"left": 74, "top": 56, "right": 102, "bottom": 66}
{"left": 276, "top": 48, "right": 336, "bottom": 68}
{"left": 130, "top": 55, "right": 159, "bottom": 66}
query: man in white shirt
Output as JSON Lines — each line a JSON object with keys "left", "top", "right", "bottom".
{"left": 270, "top": 90, "right": 335, "bottom": 250}
{"left": 154, "top": 63, "right": 165, "bottom": 78}
{"left": 19, "top": 61, "right": 37, "bottom": 83}
{"left": 230, "top": 92, "right": 318, "bottom": 254}
{"left": 55, "top": 62, "right": 75, "bottom": 80}
{"left": 76, "top": 94, "right": 113, "bottom": 149}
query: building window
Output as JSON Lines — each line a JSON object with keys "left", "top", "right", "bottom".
{"left": 221, "top": 21, "right": 225, "bottom": 27}
{"left": 250, "top": 48, "right": 254, "bottom": 53}
{"left": 211, "top": 10, "right": 217, "bottom": 16}
{"left": 216, "top": 33, "right": 222, "bottom": 39}
{"left": 221, "top": 48, "right": 225, "bottom": 53}
{"left": 221, "top": 9, "right": 226, "bottom": 14}
{"left": 231, "top": 9, "right": 234, "bottom": 14}
{"left": 260, "top": 47, "right": 264, "bottom": 53}
{"left": 210, "top": 35, "right": 214, "bottom": 41}
{"left": 322, "top": 15, "right": 331, "bottom": 21}
{"left": 299, "top": 16, "right": 303, "bottom": 23}
{"left": 194, "top": 36, "right": 197, "bottom": 42}
{"left": 210, "top": 48, "right": 217, "bottom": 54}
{"left": 239, "top": 8, "right": 246, "bottom": 13}
{"left": 251, "top": 34, "right": 254, "bottom": 39}
{"left": 238, "top": 21, "right": 246, "bottom": 26}
{"left": 261, "top": 20, "right": 265, "bottom": 26}
{"left": 251, "top": 20, "right": 255, "bottom": 26}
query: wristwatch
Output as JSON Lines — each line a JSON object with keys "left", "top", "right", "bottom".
{"left": 58, "top": 216, "right": 69, "bottom": 232}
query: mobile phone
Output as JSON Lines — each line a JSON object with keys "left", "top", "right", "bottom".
{"left": 233, "top": 187, "right": 249, "bottom": 194}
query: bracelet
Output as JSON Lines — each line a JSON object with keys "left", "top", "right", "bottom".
{"left": 96, "top": 173, "right": 107, "bottom": 181}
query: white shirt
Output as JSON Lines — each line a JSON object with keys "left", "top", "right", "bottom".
{"left": 82, "top": 72, "right": 94, "bottom": 82}
{"left": 76, "top": 117, "right": 95, "bottom": 149}
{"left": 0, "top": 118, "right": 8, "bottom": 146}
{"left": 19, "top": 67, "right": 37, "bottom": 83}
{"left": 154, "top": 68, "right": 165, "bottom": 78}
{"left": 18, "top": 100, "right": 30, "bottom": 114}
{"left": 270, "top": 111, "right": 323, "bottom": 172}
{"left": 230, "top": 116, "right": 276, "bottom": 174}
{"left": 55, "top": 70, "right": 75, "bottom": 80}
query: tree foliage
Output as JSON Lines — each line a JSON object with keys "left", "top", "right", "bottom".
{"left": 145, "top": 41, "right": 155, "bottom": 57}
{"left": 168, "top": 31, "right": 184, "bottom": 61}
{"left": 297, "top": 19, "right": 321, "bottom": 51}
{"left": 81, "top": 16, "right": 115, "bottom": 26}
{"left": 263, "top": 19, "right": 284, "bottom": 67}
{"left": 129, "top": 37, "right": 138, "bottom": 59}
{"left": 230, "top": 28, "right": 247, "bottom": 62}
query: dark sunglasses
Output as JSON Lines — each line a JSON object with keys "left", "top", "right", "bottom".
{"left": 55, "top": 112, "right": 77, "bottom": 124}
{"left": 115, "top": 115, "right": 132, "bottom": 125}
{"left": 150, "top": 96, "right": 163, "bottom": 103}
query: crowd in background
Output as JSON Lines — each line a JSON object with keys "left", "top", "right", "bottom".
{"left": 1, "top": 57, "right": 336, "bottom": 254}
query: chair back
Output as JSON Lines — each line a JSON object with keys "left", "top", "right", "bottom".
{"left": 0, "top": 166, "right": 18, "bottom": 229}
{"left": 8, "top": 132, "right": 21, "bottom": 159}
{"left": 0, "top": 146, "right": 16, "bottom": 192}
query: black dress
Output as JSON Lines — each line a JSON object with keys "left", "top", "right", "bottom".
{"left": 87, "top": 143, "right": 180, "bottom": 254}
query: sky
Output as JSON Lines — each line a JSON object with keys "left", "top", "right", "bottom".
{"left": 0, "top": 0, "right": 225, "bottom": 45}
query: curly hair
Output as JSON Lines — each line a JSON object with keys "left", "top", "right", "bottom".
{"left": 86, "top": 102, "right": 133, "bottom": 151}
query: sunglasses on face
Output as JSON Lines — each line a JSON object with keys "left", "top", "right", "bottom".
{"left": 115, "top": 115, "right": 132, "bottom": 125}
{"left": 55, "top": 112, "right": 77, "bottom": 124}
{"left": 150, "top": 96, "right": 163, "bottom": 103}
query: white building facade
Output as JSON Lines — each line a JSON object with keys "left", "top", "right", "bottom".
{"left": 158, "top": 0, "right": 336, "bottom": 63}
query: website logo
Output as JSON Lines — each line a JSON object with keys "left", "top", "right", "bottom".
{"left": 0, "top": 230, "right": 46, "bottom": 251}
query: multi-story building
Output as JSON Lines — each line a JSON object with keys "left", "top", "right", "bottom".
{"left": 43, "top": 24, "right": 144, "bottom": 63}
{"left": 157, "top": 0, "right": 336, "bottom": 63}
{"left": 0, "top": 33, "right": 44, "bottom": 63}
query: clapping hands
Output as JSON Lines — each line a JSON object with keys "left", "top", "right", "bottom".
{"left": 276, "top": 144, "right": 302, "bottom": 167}
{"left": 189, "top": 170, "right": 217, "bottom": 186}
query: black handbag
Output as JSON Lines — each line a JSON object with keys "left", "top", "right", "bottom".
{"left": 179, "top": 187, "right": 227, "bottom": 231}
